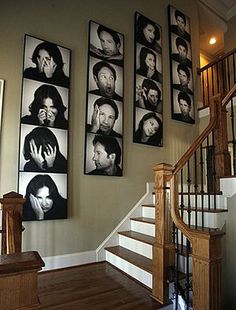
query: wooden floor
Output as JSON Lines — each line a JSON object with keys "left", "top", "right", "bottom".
{"left": 38, "top": 261, "right": 164, "bottom": 309}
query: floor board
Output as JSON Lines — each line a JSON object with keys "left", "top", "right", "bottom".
{"left": 38, "top": 261, "right": 164, "bottom": 309}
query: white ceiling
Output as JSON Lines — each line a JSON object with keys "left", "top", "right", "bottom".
{"left": 198, "top": 0, "right": 236, "bottom": 57}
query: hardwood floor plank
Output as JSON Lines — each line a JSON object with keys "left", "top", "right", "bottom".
{"left": 38, "top": 262, "right": 164, "bottom": 309}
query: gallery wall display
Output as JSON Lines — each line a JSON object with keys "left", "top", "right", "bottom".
{"left": 0, "top": 79, "right": 4, "bottom": 137}
{"left": 133, "top": 12, "right": 163, "bottom": 147}
{"left": 168, "top": 5, "right": 195, "bottom": 124}
{"left": 84, "top": 21, "right": 124, "bottom": 176}
{"left": 18, "top": 34, "right": 71, "bottom": 221}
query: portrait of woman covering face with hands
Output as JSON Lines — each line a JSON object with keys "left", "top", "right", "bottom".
{"left": 23, "top": 35, "right": 70, "bottom": 88}
{"left": 18, "top": 34, "right": 70, "bottom": 221}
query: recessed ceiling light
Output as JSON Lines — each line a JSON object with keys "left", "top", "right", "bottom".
{"left": 209, "top": 37, "right": 216, "bottom": 45}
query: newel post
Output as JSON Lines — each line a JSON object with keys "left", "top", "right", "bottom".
{"left": 0, "top": 191, "right": 26, "bottom": 254}
{"left": 191, "top": 231, "right": 225, "bottom": 310}
{"left": 211, "top": 95, "right": 231, "bottom": 185}
{"left": 152, "top": 163, "right": 175, "bottom": 304}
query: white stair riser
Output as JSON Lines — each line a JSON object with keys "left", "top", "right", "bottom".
{"left": 179, "top": 195, "right": 227, "bottom": 210}
{"left": 182, "top": 211, "right": 227, "bottom": 229}
{"left": 119, "top": 235, "right": 152, "bottom": 259}
{"left": 142, "top": 206, "right": 155, "bottom": 219}
{"left": 178, "top": 255, "right": 192, "bottom": 274}
{"left": 131, "top": 220, "right": 155, "bottom": 237}
{"left": 106, "top": 251, "right": 152, "bottom": 288}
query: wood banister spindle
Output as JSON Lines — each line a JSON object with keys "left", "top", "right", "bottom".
{"left": 152, "top": 163, "right": 175, "bottom": 304}
{"left": 0, "top": 191, "right": 26, "bottom": 254}
{"left": 213, "top": 94, "right": 231, "bottom": 189}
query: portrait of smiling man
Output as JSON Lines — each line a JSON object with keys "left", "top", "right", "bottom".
{"left": 89, "top": 60, "right": 123, "bottom": 101}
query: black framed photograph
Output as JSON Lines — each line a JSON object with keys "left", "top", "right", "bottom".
{"left": 133, "top": 12, "right": 163, "bottom": 147}
{"left": 168, "top": 5, "right": 195, "bottom": 124}
{"left": 84, "top": 21, "right": 124, "bottom": 176}
{"left": 19, "top": 172, "right": 67, "bottom": 221}
{"left": 18, "top": 34, "right": 71, "bottom": 221}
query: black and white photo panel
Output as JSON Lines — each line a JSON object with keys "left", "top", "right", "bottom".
{"left": 18, "top": 35, "right": 70, "bottom": 220}
{"left": 168, "top": 5, "right": 194, "bottom": 124}
{"left": 84, "top": 133, "right": 123, "bottom": 176}
{"left": 23, "top": 34, "right": 71, "bottom": 88}
{"left": 85, "top": 21, "right": 124, "bottom": 176}
{"left": 19, "top": 172, "right": 67, "bottom": 221}
{"left": 19, "top": 124, "right": 68, "bottom": 173}
{"left": 89, "top": 20, "right": 124, "bottom": 67}
{"left": 134, "top": 12, "right": 163, "bottom": 147}
{"left": 21, "top": 79, "right": 69, "bottom": 129}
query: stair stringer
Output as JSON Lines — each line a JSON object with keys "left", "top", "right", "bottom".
{"left": 96, "top": 182, "right": 154, "bottom": 261}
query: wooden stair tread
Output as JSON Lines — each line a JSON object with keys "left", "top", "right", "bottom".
{"left": 130, "top": 217, "right": 155, "bottom": 224}
{"left": 142, "top": 204, "right": 155, "bottom": 208}
{"left": 105, "top": 246, "right": 152, "bottom": 273}
{"left": 180, "top": 207, "right": 228, "bottom": 213}
{"left": 118, "top": 231, "right": 155, "bottom": 245}
{"left": 179, "top": 192, "right": 222, "bottom": 195}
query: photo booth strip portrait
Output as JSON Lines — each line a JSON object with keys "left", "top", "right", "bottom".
{"left": 86, "top": 93, "right": 123, "bottom": 138}
{"left": 19, "top": 171, "right": 67, "bottom": 221}
{"left": 172, "top": 89, "right": 194, "bottom": 124}
{"left": 19, "top": 124, "right": 68, "bottom": 172}
{"left": 169, "top": 6, "right": 191, "bottom": 42}
{"left": 168, "top": 5, "right": 194, "bottom": 124}
{"left": 18, "top": 35, "right": 70, "bottom": 220}
{"left": 88, "top": 56, "right": 123, "bottom": 101}
{"left": 21, "top": 79, "right": 69, "bottom": 129}
{"left": 85, "top": 21, "right": 124, "bottom": 177}
{"left": 134, "top": 12, "right": 163, "bottom": 147}
{"left": 89, "top": 20, "right": 124, "bottom": 67}
{"left": 135, "top": 75, "right": 163, "bottom": 114}
{"left": 84, "top": 133, "right": 123, "bottom": 176}
{"left": 134, "top": 108, "right": 163, "bottom": 147}
{"left": 23, "top": 34, "right": 71, "bottom": 88}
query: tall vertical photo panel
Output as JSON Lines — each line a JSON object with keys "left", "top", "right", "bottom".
{"left": 18, "top": 34, "right": 71, "bottom": 221}
{"left": 133, "top": 12, "right": 163, "bottom": 147}
{"left": 84, "top": 21, "right": 124, "bottom": 176}
{"left": 168, "top": 6, "right": 195, "bottom": 124}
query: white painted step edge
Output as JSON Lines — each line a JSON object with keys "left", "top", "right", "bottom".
{"left": 119, "top": 234, "right": 152, "bottom": 259}
{"left": 106, "top": 250, "right": 152, "bottom": 288}
{"left": 96, "top": 182, "right": 154, "bottom": 261}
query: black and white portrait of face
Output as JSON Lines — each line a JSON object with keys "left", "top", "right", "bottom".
{"left": 172, "top": 61, "right": 193, "bottom": 92}
{"left": 172, "top": 89, "right": 194, "bottom": 117}
{"left": 89, "top": 21, "right": 124, "bottom": 66}
{"left": 88, "top": 56, "right": 123, "bottom": 101}
{"left": 19, "top": 124, "right": 68, "bottom": 172}
{"left": 23, "top": 35, "right": 71, "bottom": 88}
{"left": 21, "top": 79, "right": 69, "bottom": 123}
{"left": 169, "top": 6, "right": 191, "bottom": 42}
{"left": 85, "top": 133, "right": 122, "bottom": 176}
{"left": 86, "top": 93, "right": 122, "bottom": 137}
{"left": 136, "top": 43, "right": 162, "bottom": 74}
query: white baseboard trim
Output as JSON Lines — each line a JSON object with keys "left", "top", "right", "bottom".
{"left": 42, "top": 250, "right": 96, "bottom": 271}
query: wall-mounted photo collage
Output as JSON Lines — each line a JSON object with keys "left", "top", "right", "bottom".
{"left": 18, "top": 34, "right": 71, "bottom": 221}
{"left": 168, "top": 6, "right": 195, "bottom": 124}
{"left": 133, "top": 12, "right": 163, "bottom": 147}
{"left": 84, "top": 21, "right": 124, "bottom": 176}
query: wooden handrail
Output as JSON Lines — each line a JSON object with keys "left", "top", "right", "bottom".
{"left": 222, "top": 83, "right": 236, "bottom": 108}
{"left": 199, "top": 48, "right": 236, "bottom": 72}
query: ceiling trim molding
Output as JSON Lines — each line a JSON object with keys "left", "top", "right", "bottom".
{"left": 198, "top": 0, "right": 227, "bottom": 21}
{"left": 227, "top": 4, "right": 236, "bottom": 20}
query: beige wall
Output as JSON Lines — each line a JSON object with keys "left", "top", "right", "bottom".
{"left": 224, "top": 14, "right": 236, "bottom": 52}
{"left": 0, "top": 0, "right": 200, "bottom": 257}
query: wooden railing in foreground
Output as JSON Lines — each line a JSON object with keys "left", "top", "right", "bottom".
{"left": 152, "top": 84, "right": 236, "bottom": 309}
{"left": 0, "top": 191, "right": 25, "bottom": 254}
{"left": 199, "top": 48, "right": 236, "bottom": 109}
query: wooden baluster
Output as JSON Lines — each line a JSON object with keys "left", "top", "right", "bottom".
{"left": 152, "top": 163, "right": 175, "bottom": 304}
{"left": 212, "top": 95, "right": 231, "bottom": 189}
{"left": 0, "top": 191, "right": 25, "bottom": 254}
